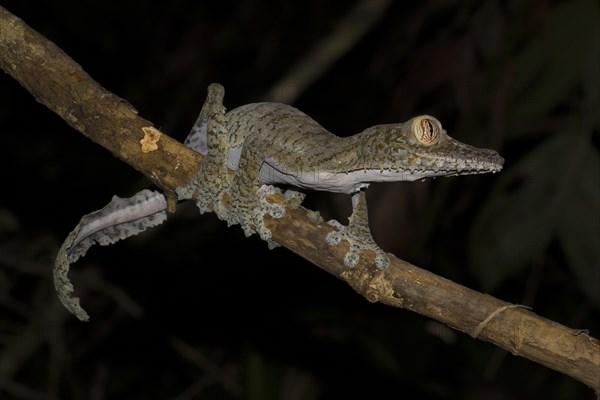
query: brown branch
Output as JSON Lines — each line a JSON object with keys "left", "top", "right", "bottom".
{"left": 0, "top": 7, "right": 201, "bottom": 192}
{"left": 1, "top": 6, "right": 598, "bottom": 394}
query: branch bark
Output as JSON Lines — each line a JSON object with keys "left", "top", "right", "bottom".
{"left": 1, "top": 6, "right": 598, "bottom": 393}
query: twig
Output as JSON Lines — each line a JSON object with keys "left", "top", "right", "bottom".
{"left": 261, "top": 0, "right": 393, "bottom": 103}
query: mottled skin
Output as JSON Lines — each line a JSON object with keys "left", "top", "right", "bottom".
{"left": 55, "top": 189, "right": 168, "bottom": 321}
{"left": 180, "top": 83, "right": 504, "bottom": 267}
{"left": 181, "top": 83, "right": 229, "bottom": 219}
{"left": 227, "top": 103, "right": 502, "bottom": 187}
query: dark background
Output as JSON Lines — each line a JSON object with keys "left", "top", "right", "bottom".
{"left": 1, "top": 1, "right": 598, "bottom": 399}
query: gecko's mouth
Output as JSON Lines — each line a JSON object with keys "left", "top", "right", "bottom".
{"left": 449, "top": 151, "right": 504, "bottom": 174}
{"left": 414, "top": 144, "right": 505, "bottom": 176}
{"left": 260, "top": 146, "right": 504, "bottom": 195}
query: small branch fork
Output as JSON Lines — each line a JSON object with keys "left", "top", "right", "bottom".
{"left": 1, "top": 6, "right": 598, "bottom": 393}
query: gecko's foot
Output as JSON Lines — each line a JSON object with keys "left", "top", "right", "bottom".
{"left": 255, "top": 185, "right": 285, "bottom": 241}
{"left": 325, "top": 190, "right": 389, "bottom": 269}
{"left": 174, "top": 173, "right": 213, "bottom": 214}
{"left": 228, "top": 184, "right": 285, "bottom": 242}
{"left": 175, "top": 170, "right": 229, "bottom": 220}
{"left": 326, "top": 220, "right": 389, "bottom": 268}
{"left": 194, "top": 187, "right": 218, "bottom": 216}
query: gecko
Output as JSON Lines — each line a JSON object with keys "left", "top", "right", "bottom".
{"left": 54, "top": 83, "right": 504, "bottom": 320}
{"left": 177, "top": 83, "right": 503, "bottom": 265}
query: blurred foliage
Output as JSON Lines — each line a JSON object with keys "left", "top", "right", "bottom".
{"left": 470, "top": 0, "right": 599, "bottom": 300}
{"left": 471, "top": 133, "right": 599, "bottom": 302}
{"left": 0, "top": 0, "right": 598, "bottom": 399}
{"left": 506, "top": 0, "right": 599, "bottom": 131}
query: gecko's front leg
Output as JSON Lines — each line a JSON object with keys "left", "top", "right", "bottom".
{"left": 226, "top": 136, "right": 285, "bottom": 245}
{"left": 326, "top": 190, "right": 389, "bottom": 268}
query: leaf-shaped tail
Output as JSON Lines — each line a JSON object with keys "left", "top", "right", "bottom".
{"left": 54, "top": 189, "right": 168, "bottom": 321}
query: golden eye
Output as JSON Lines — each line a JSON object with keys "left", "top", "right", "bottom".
{"left": 413, "top": 116, "right": 441, "bottom": 145}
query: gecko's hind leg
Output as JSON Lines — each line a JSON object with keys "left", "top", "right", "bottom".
{"left": 326, "top": 190, "right": 389, "bottom": 268}
{"left": 176, "top": 83, "right": 229, "bottom": 220}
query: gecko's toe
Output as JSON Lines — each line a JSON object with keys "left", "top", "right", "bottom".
{"left": 268, "top": 203, "right": 285, "bottom": 219}
{"left": 284, "top": 190, "right": 306, "bottom": 209}
{"left": 374, "top": 251, "right": 390, "bottom": 269}
{"left": 257, "top": 185, "right": 286, "bottom": 219}
{"left": 325, "top": 230, "right": 342, "bottom": 246}
{"left": 267, "top": 239, "right": 280, "bottom": 249}
{"left": 343, "top": 250, "right": 360, "bottom": 268}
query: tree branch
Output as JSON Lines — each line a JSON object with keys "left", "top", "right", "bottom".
{"left": 1, "top": 6, "right": 598, "bottom": 393}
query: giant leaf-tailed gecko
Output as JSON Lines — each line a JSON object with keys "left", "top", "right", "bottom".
{"left": 55, "top": 83, "right": 504, "bottom": 320}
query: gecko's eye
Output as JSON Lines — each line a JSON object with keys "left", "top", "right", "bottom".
{"left": 412, "top": 116, "right": 441, "bottom": 146}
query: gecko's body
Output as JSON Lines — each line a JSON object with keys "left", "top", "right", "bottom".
{"left": 55, "top": 83, "right": 504, "bottom": 320}
{"left": 226, "top": 102, "right": 502, "bottom": 191}
{"left": 179, "top": 83, "right": 503, "bottom": 265}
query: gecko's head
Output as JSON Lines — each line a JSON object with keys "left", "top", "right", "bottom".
{"left": 360, "top": 115, "right": 504, "bottom": 181}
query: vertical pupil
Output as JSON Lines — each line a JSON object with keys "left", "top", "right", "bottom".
{"left": 421, "top": 119, "right": 434, "bottom": 140}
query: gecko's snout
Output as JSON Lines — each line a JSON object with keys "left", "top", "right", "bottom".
{"left": 473, "top": 151, "right": 504, "bottom": 174}
{"left": 486, "top": 149, "right": 505, "bottom": 172}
